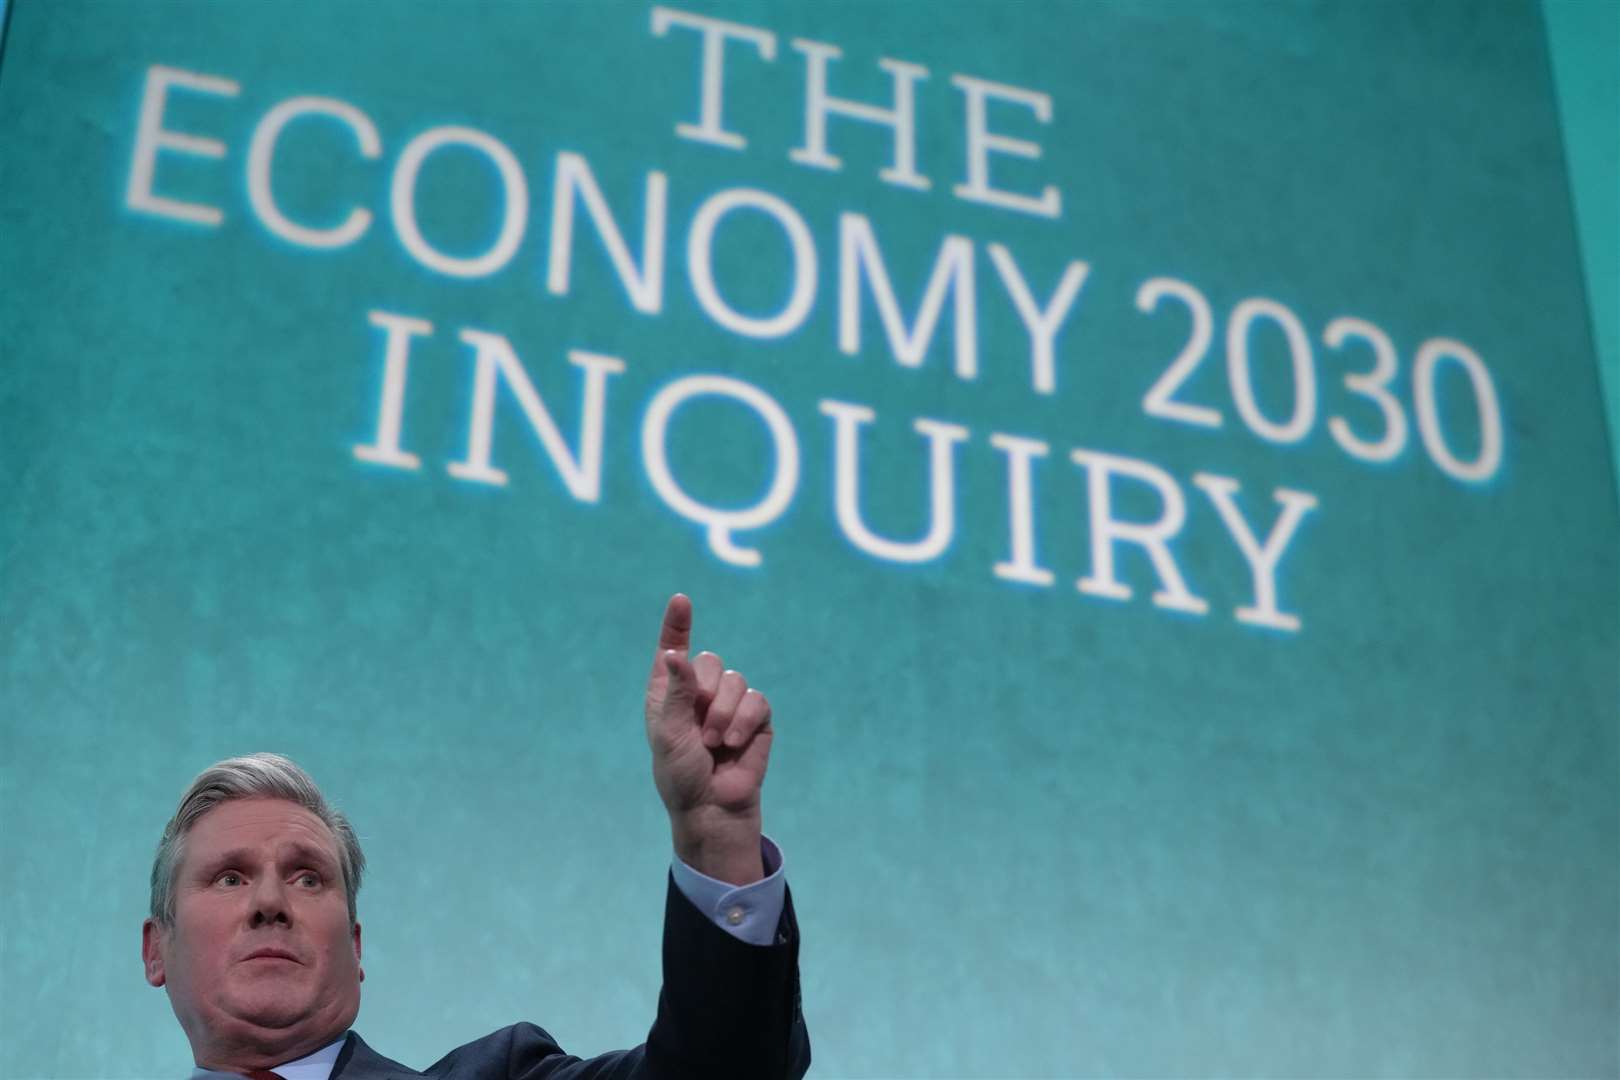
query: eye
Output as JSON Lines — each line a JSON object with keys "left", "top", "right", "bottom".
{"left": 296, "top": 872, "right": 321, "bottom": 888}
{"left": 217, "top": 872, "right": 243, "bottom": 887}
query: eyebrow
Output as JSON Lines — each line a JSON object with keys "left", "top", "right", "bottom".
{"left": 195, "top": 843, "right": 340, "bottom": 877}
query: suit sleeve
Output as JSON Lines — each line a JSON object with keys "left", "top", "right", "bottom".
{"left": 643, "top": 873, "right": 809, "bottom": 1079}
{"left": 422, "top": 877, "right": 810, "bottom": 1080}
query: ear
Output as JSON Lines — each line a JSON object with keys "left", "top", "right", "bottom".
{"left": 352, "top": 921, "right": 364, "bottom": 983}
{"left": 141, "top": 918, "right": 167, "bottom": 988}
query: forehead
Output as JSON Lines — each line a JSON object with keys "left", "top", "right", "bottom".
{"left": 183, "top": 797, "right": 341, "bottom": 864}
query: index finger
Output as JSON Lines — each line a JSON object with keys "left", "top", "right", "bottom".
{"left": 656, "top": 593, "right": 693, "bottom": 656}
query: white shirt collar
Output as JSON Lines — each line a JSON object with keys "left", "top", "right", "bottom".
{"left": 187, "top": 1032, "right": 347, "bottom": 1080}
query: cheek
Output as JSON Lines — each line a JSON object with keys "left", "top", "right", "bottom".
{"left": 327, "top": 929, "right": 357, "bottom": 963}
{"left": 167, "top": 923, "right": 228, "bottom": 993}
{"left": 317, "top": 913, "right": 360, "bottom": 966}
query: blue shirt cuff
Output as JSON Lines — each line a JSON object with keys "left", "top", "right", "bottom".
{"left": 669, "top": 835, "right": 786, "bottom": 947}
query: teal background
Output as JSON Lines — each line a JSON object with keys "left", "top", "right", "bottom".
{"left": 1, "top": 3, "right": 1616, "bottom": 1077}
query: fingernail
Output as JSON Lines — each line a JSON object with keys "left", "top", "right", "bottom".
{"left": 724, "top": 729, "right": 743, "bottom": 748}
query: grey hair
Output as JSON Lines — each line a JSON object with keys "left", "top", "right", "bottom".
{"left": 148, "top": 753, "right": 365, "bottom": 926}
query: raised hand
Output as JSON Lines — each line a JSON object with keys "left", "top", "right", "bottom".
{"left": 644, "top": 594, "right": 772, "bottom": 884}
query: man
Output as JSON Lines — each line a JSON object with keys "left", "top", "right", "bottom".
{"left": 140, "top": 594, "right": 810, "bottom": 1079}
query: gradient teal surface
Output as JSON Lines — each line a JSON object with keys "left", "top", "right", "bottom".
{"left": 1544, "top": 0, "right": 1620, "bottom": 495}
{"left": 1, "top": 3, "right": 1616, "bottom": 1077}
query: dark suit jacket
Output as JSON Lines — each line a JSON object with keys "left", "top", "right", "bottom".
{"left": 328, "top": 875, "right": 809, "bottom": 1080}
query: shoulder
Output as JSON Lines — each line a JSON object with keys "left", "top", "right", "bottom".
{"left": 420, "top": 1024, "right": 567, "bottom": 1078}
{"left": 338, "top": 1026, "right": 565, "bottom": 1080}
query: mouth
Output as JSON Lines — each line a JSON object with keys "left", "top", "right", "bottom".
{"left": 242, "top": 949, "right": 301, "bottom": 964}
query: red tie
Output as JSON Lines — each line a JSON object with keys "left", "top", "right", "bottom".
{"left": 242, "top": 1072, "right": 285, "bottom": 1080}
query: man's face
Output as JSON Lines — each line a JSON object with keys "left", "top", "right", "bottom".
{"left": 142, "top": 798, "right": 363, "bottom": 1067}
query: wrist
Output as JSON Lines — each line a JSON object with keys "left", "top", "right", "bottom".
{"left": 670, "top": 808, "right": 764, "bottom": 885}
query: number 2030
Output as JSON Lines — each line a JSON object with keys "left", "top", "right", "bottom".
{"left": 1136, "top": 276, "right": 1503, "bottom": 484}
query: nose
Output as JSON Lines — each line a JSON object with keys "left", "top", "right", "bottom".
{"left": 247, "top": 876, "right": 293, "bottom": 928}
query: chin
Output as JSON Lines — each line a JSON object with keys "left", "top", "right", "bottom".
{"left": 219, "top": 974, "right": 317, "bottom": 1022}
{"left": 228, "top": 992, "right": 319, "bottom": 1031}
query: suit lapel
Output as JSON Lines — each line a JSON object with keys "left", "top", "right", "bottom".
{"left": 329, "top": 1031, "right": 423, "bottom": 1080}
